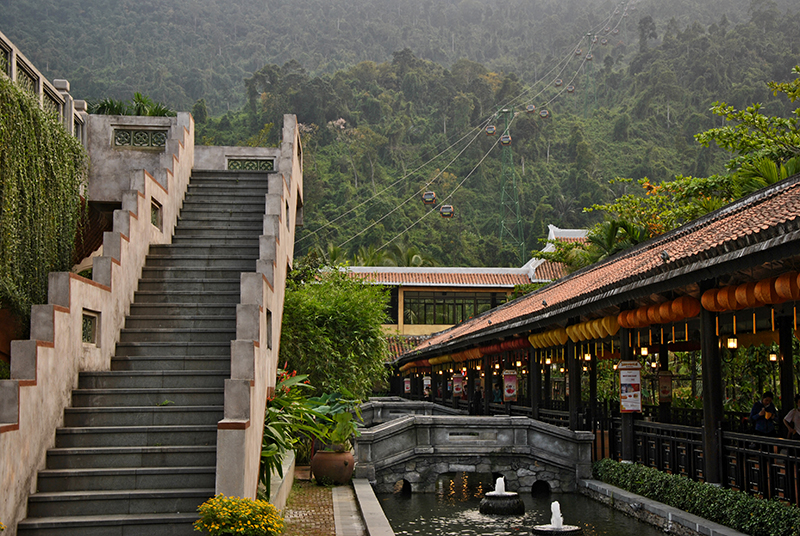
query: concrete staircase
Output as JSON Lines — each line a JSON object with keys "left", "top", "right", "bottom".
{"left": 17, "top": 170, "right": 270, "bottom": 536}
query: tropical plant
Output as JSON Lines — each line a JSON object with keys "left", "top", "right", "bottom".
{"left": 310, "top": 389, "right": 363, "bottom": 452}
{"left": 194, "top": 495, "right": 284, "bottom": 536}
{"left": 259, "top": 369, "right": 327, "bottom": 495}
{"left": 0, "top": 75, "right": 87, "bottom": 331}
{"left": 280, "top": 255, "right": 390, "bottom": 399}
{"left": 87, "top": 92, "right": 176, "bottom": 116}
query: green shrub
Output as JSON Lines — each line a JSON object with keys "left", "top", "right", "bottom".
{"left": 592, "top": 458, "right": 800, "bottom": 536}
{"left": 0, "top": 75, "right": 87, "bottom": 330}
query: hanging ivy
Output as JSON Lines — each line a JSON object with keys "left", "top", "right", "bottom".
{"left": 0, "top": 75, "right": 87, "bottom": 333}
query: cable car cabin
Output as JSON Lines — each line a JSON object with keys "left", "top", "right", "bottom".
{"left": 439, "top": 205, "right": 455, "bottom": 218}
{"left": 500, "top": 134, "right": 512, "bottom": 145}
{"left": 604, "top": 27, "right": 610, "bottom": 33}
{"left": 586, "top": 54, "right": 593, "bottom": 61}
{"left": 539, "top": 110, "right": 550, "bottom": 118}
{"left": 486, "top": 125, "right": 497, "bottom": 136}
{"left": 601, "top": 38, "right": 608, "bottom": 45}
{"left": 555, "top": 78, "right": 563, "bottom": 86}
{"left": 575, "top": 48, "right": 582, "bottom": 56}
{"left": 592, "top": 36, "right": 598, "bottom": 43}
{"left": 567, "top": 85, "right": 575, "bottom": 93}
{"left": 422, "top": 191, "right": 437, "bottom": 205}
{"left": 526, "top": 104, "right": 537, "bottom": 113}
{"left": 612, "top": 28, "right": 619, "bottom": 34}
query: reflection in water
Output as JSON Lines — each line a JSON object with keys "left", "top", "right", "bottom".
{"left": 378, "top": 472, "right": 665, "bottom": 536}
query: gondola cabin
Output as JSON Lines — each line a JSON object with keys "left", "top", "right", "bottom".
{"left": 612, "top": 28, "right": 619, "bottom": 34}
{"left": 586, "top": 54, "right": 593, "bottom": 61}
{"left": 592, "top": 36, "right": 598, "bottom": 43}
{"left": 575, "top": 48, "right": 582, "bottom": 56}
{"left": 500, "top": 134, "right": 512, "bottom": 145}
{"left": 539, "top": 110, "right": 550, "bottom": 118}
{"left": 601, "top": 38, "right": 608, "bottom": 45}
{"left": 486, "top": 125, "right": 497, "bottom": 136}
{"left": 567, "top": 85, "right": 575, "bottom": 93}
{"left": 439, "top": 205, "right": 455, "bottom": 218}
{"left": 555, "top": 78, "right": 563, "bottom": 87}
{"left": 422, "top": 191, "right": 437, "bottom": 205}
{"left": 526, "top": 104, "right": 537, "bottom": 113}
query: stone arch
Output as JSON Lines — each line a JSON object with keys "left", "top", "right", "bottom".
{"left": 531, "top": 480, "right": 551, "bottom": 495}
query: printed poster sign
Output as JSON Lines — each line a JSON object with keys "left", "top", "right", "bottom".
{"left": 452, "top": 374, "right": 464, "bottom": 397}
{"left": 503, "top": 370, "right": 518, "bottom": 402}
{"left": 423, "top": 376, "right": 431, "bottom": 390}
{"left": 618, "top": 361, "right": 642, "bottom": 413}
{"left": 658, "top": 370, "right": 673, "bottom": 403}
{"left": 404, "top": 377, "right": 411, "bottom": 394}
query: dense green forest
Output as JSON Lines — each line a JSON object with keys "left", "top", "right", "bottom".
{"left": 3, "top": 0, "right": 798, "bottom": 267}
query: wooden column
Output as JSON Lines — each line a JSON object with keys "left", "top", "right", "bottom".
{"left": 779, "top": 315, "right": 795, "bottom": 416}
{"left": 700, "top": 289, "right": 723, "bottom": 485}
{"left": 531, "top": 349, "right": 541, "bottom": 420}
{"left": 483, "top": 353, "right": 491, "bottom": 415}
{"left": 658, "top": 343, "right": 671, "bottom": 423}
{"left": 589, "top": 347, "right": 597, "bottom": 432}
{"left": 620, "top": 327, "right": 636, "bottom": 461}
{"left": 544, "top": 351, "right": 551, "bottom": 408}
{"left": 568, "top": 338, "right": 581, "bottom": 430}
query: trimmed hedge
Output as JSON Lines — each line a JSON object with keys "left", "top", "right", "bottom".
{"left": 593, "top": 458, "right": 800, "bottom": 536}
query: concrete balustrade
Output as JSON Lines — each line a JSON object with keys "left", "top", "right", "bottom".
{"left": 355, "top": 402, "right": 593, "bottom": 495}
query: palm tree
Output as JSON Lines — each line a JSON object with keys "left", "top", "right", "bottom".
{"left": 734, "top": 156, "right": 800, "bottom": 197}
{"left": 354, "top": 245, "right": 387, "bottom": 266}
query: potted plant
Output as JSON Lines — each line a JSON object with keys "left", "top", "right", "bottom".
{"left": 310, "top": 390, "right": 363, "bottom": 485}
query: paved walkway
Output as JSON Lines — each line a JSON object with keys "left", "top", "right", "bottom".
{"left": 283, "top": 467, "right": 366, "bottom": 536}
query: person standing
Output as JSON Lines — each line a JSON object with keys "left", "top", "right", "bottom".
{"left": 750, "top": 391, "right": 778, "bottom": 437}
{"left": 783, "top": 394, "right": 800, "bottom": 439}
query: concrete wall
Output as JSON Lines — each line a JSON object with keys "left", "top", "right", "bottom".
{"left": 354, "top": 412, "right": 593, "bottom": 494}
{"left": 0, "top": 116, "right": 194, "bottom": 533}
{"left": 215, "top": 115, "right": 304, "bottom": 499}
{"left": 86, "top": 114, "right": 192, "bottom": 201}
{"left": 194, "top": 146, "right": 281, "bottom": 171}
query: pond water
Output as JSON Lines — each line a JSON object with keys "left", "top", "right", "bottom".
{"left": 376, "top": 473, "right": 666, "bottom": 536}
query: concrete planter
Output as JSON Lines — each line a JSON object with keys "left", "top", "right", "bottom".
{"left": 311, "top": 450, "right": 355, "bottom": 485}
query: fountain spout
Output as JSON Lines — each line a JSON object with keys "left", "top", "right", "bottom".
{"left": 551, "top": 501, "right": 563, "bottom": 529}
{"left": 495, "top": 477, "right": 506, "bottom": 495}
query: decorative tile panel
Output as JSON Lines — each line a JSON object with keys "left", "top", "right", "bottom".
{"left": 114, "top": 129, "right": 168, "bottom": 148}
{"left": 228, "top": 159, "right": 274, "bottom": 171}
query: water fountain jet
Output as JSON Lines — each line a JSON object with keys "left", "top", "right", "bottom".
{"left": 478, "top": 477, "right": 525, "bottom": 515}
{"left": 531, "top": 501, "right": 582, "bottom": 534}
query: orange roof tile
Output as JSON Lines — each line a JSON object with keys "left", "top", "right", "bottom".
{"left": 350, "top": 269, "right": 531, "bottom": 287}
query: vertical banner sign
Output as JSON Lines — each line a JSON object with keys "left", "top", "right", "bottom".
{"left": 403, "top": 378, "right": 411, "bottom": 394}
{"left": 503, "top": 370, "right": 518, "bottom": 402}
{"left": 452, "top": 374, "right": 464, "bottom": 397}
{"left": 618, "top": 361, "right": 642, "bottom": 413}
{"left": 658, "top": 370, "right": 673, "bottom": 403}
{"left": 423, "top": 376, "right": 431, "bottom": 390}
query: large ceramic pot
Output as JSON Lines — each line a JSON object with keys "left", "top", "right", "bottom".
{"left": 311, "top": 450, "right": 355, "bottom": 485}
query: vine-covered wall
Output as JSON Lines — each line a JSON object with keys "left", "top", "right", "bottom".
{"left": 0, "top": 75, "right": 87, "bottom": 334}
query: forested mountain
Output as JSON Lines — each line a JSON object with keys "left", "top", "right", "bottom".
{"left": 3, "top": 0, "right": 798, "bottom": 267}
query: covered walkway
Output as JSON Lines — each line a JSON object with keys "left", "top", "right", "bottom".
{"left": 392, "top": 174, "right": 800, "bottom": 506}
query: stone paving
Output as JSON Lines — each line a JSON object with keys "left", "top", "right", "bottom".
{"left": 283, "top": 467, "right": 366, "bottom": 536}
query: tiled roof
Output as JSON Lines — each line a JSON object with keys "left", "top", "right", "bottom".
{"left": 406, "top": 175, "right": 800, "bottom": 358}
{"left": 386, "top": 335, "right": 430, "bottom": 361}
{"left": 350, "top": 269, "right": 531, "bottom": 287}
{"left": 532, "top": 260, "right": 568, "bottom": 281}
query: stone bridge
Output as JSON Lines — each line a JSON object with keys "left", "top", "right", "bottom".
{"left": 354, "top": 400, "right": 593, "bottom": 494}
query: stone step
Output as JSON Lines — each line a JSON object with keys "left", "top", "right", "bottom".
{"left": 131, "top": 290, "right": 241, "bottom": 305}
{"left": 170, "top": 236, "right": 260, "bottom": 247}
{"left": 188, "top": 178, "right": 269, "bottom": 190}
{"left": 172, "top": 228, "right": 263, "bottom": 240}
{"left": 64, "top": 406, "right": 223, "bottom": 428}
{"left": 139, "top": 268, "right": 249, "bottom": 282}
{"left": 180, "top": 201, "right": 265, "bottom": 213}
{"left": 45, "top": 446, "right": 217, "bottom": 469}
{"left": 35, "top": 466, "right": 215, "bottom": 493}
{"left": 148, "top": 244, "right": 259, "bottom": 257}
{"left": 78, "top": 371, "right": 226, "bottom": 390}
{"left": 54, "top": 425, "right": 217, "bottom": 448}
{"left": 111, "top": 356, "right": 231, "bottom": 372}
{"left": 114, "top": 342, "right": 230, "bottom": 357}
{"left": 25, "top": 488, "right": 214, "bottom": 518}
{"left": 136, "top": 279, "right": 240, "bottom": 292}
{"left": 70, "top": 388, "right": 224, "bottom": 408}
{"left": 173, "top": 214, "right": 264, "bottom": 226}
{"left": 17, "top": 512, "right": 198, "bottom": 536}
{"left": 118, "top": 327, "right": 235, "bottom": 343}
{"left": 143, "top": 256, "right": 256, "bottom": 270}
{"left": 185, "top": 190, "right": 268, "bottom": 201}
{"left": 123, "top": 315, "right": 236, "bottom": 330}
